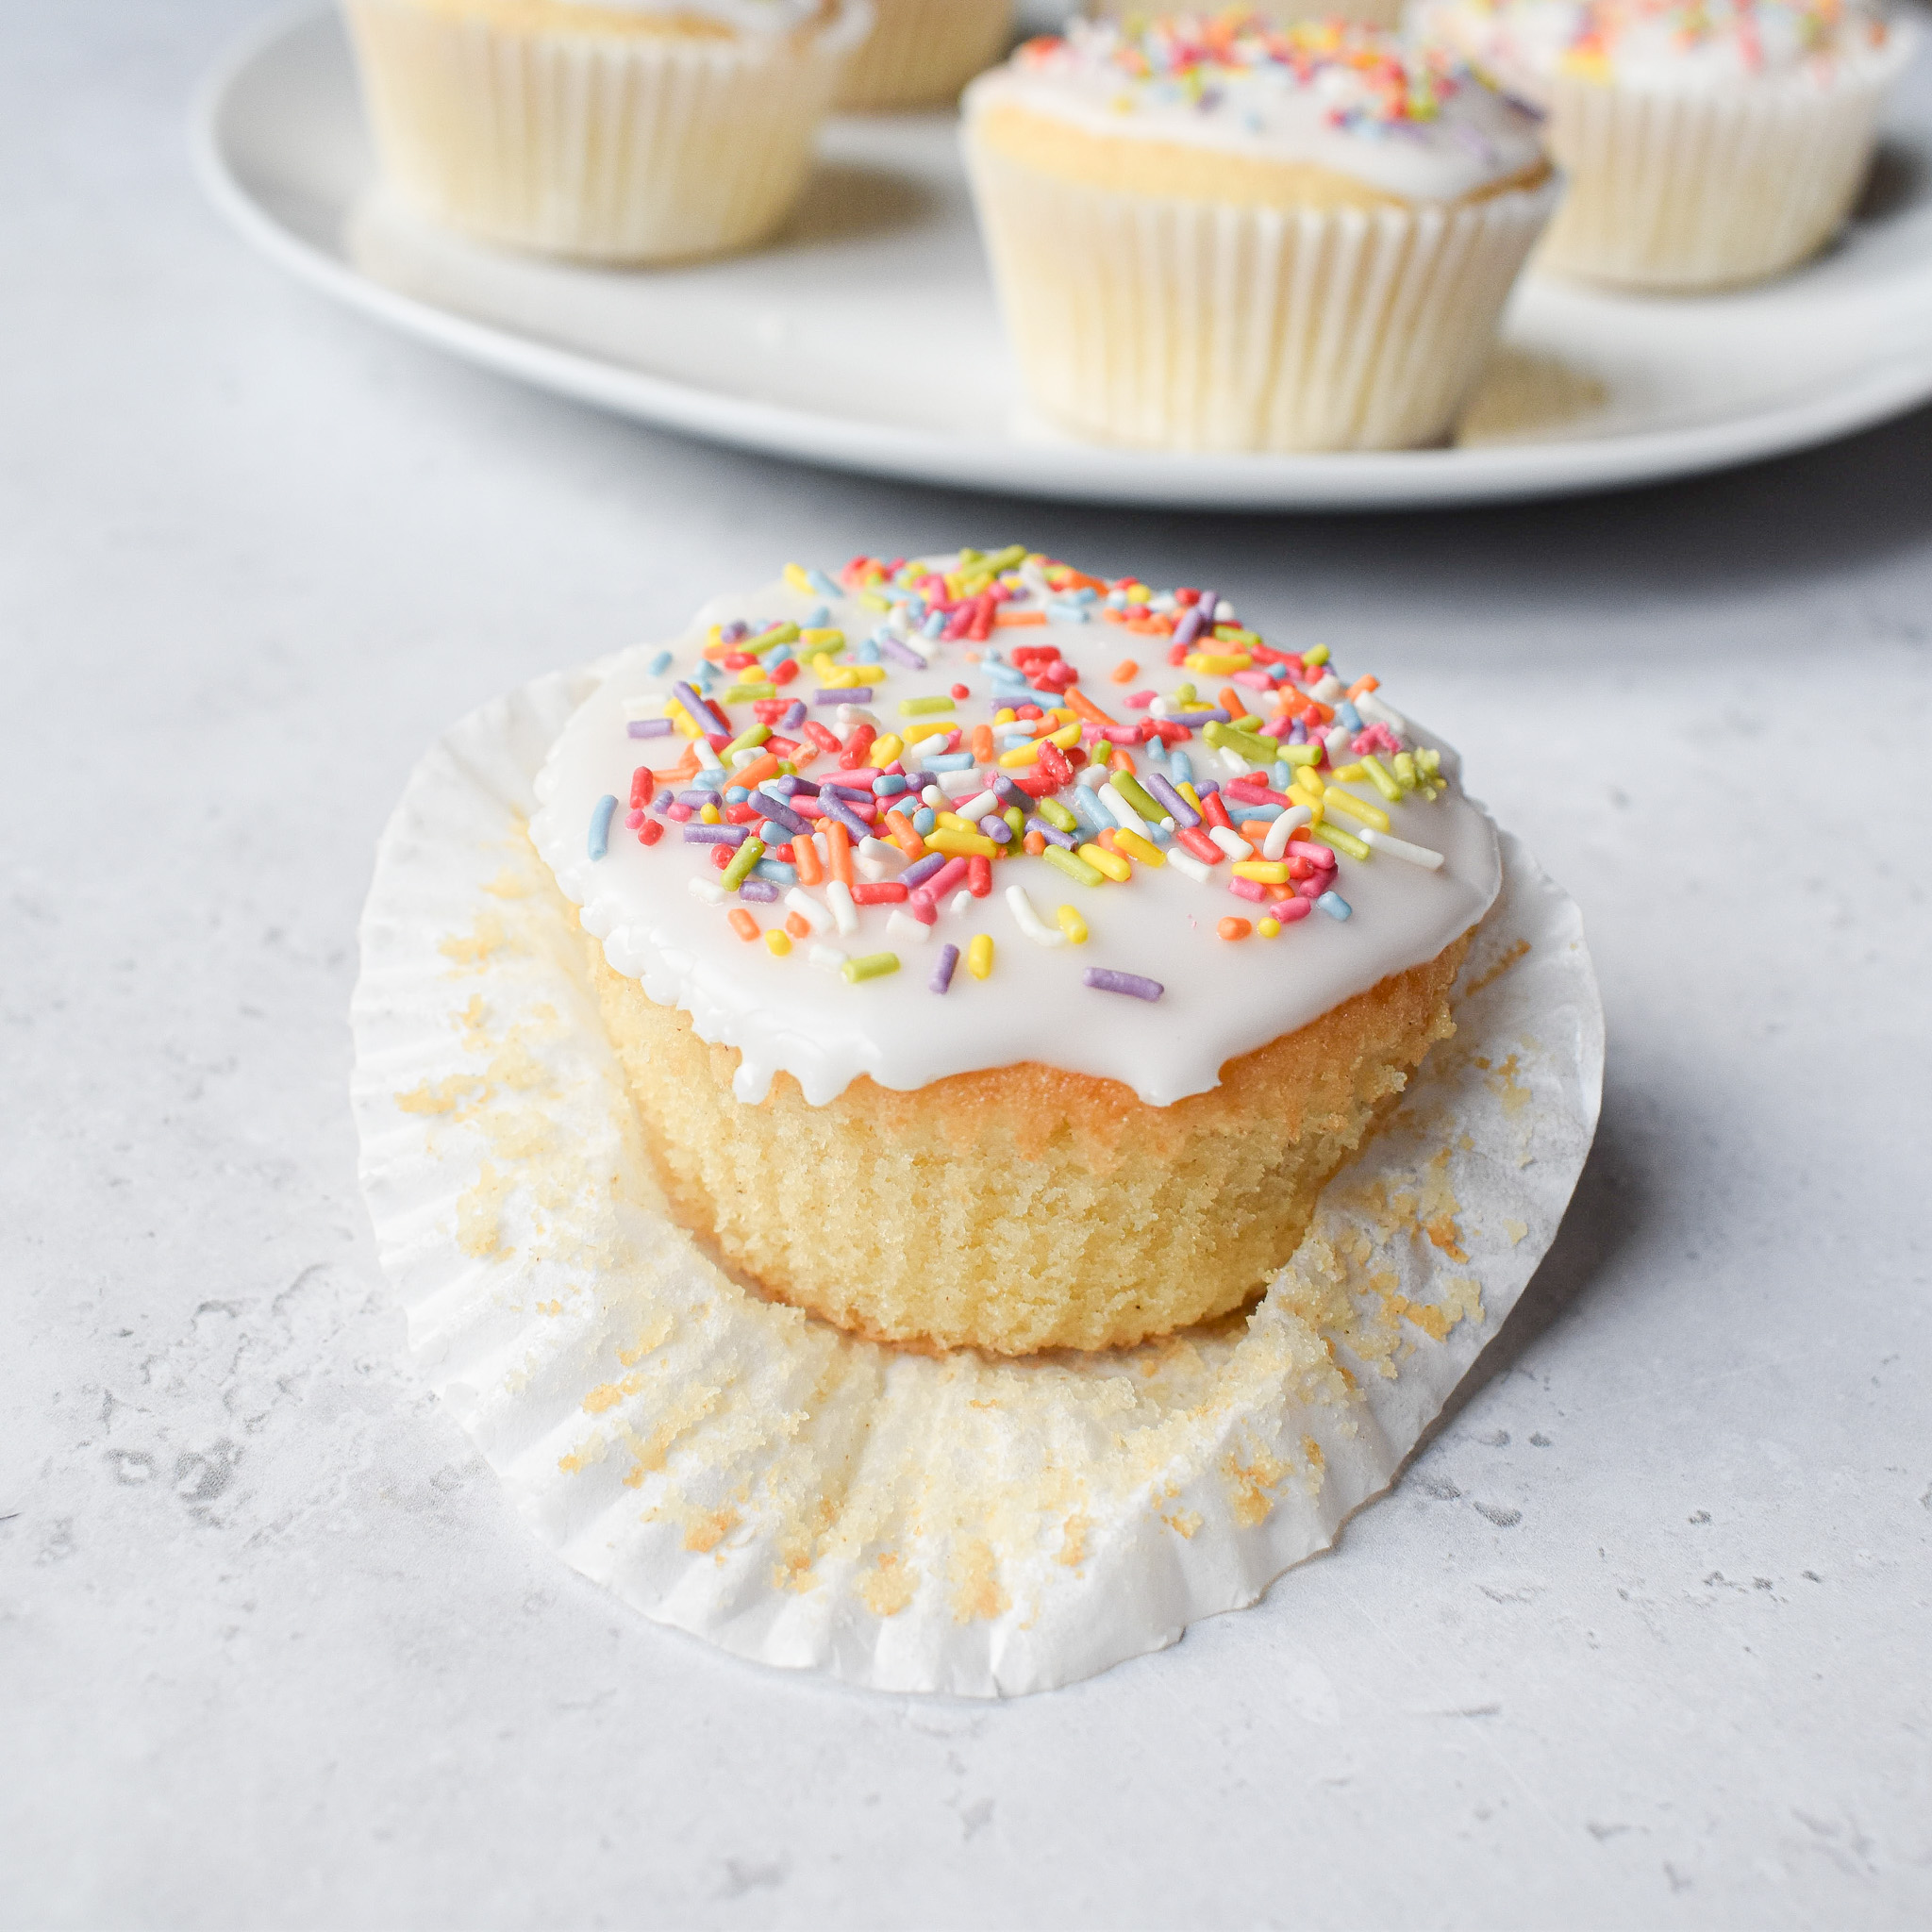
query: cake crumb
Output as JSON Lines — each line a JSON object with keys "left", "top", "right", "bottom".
{"left": 950, "top": 1540, "right": 1011, "bottom": 1623}
{"left": 859, "top": 1552, "right": 918, "bottom": 1618}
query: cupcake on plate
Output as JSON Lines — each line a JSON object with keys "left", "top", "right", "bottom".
{"left": 529, "top": 547, "right": 1504, "bottom": 1355}
{"left": 1420, "top": 0, "right": 1915, "bottom": 290}
{"left": 959, "top": 15, "right": 1557, "bottom": 452}
{"left": 342, "top": 0, "right": 873, "bottom": 263}
{"left": 837, "top": 0, "right": 1015, "bottom": 107}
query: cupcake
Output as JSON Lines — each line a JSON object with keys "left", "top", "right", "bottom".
{"left": 959, "top": 16, "right": 1557, "bottom": 452}
{"left": 341, "top": 0, "right": 873, "bottom": 263}
{"left": 1092, "top": 0, "right": 1408, "bottom": 30}
{"left": 836, "top": 0, "right": 1015, "bottom": 107}
{"left": 528, "top": 548, "right": 1504, "bottom": 1356}
{"left": 1420, "top": 0, "right": 1915, "bottom": 290}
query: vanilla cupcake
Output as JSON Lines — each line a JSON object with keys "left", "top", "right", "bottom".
{"left": 837, "top": 0, "right": 1014, "bottom": 107}
{"left": 1421, "top": 0, "right": 1915, "bottom": 290}
{"left": 959, "top": 17, "right": 1557, "bottom": 451}
{"left": 342, "top": 0, "right": 872, "bottom": 263}
{"left": 529, "top": 547, "right": 1503, "bottom": 1355}
{"left": 1092, "top": 0, "right": 1408, "bottom": 30}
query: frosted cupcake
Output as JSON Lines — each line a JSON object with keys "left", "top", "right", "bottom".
{"left": 341, "top": 0, "right": 872, "bottom": 263}
{"left": 529, "top": 547, "right": 1504, "bottom": 1355}
{"left": 837, "top": 0, "right": 1014, "bottom": 107}
{"left": 959, "top": 16, "right": 1557, "bottom": 451}
{"left": 1421, "top": 0, "right": 1915, "bottom": 290}
{"left": 1093, "top": 0, "right": 1408, "bottom": 30}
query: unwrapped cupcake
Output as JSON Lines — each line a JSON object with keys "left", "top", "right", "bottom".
{"left": 960, "top": 15, "right": 1557, "bottom": 452}
{"left": 1420, "top": 0, "right": 1915, "bottom": 290}
{"left": 342, "top": 0, "right": 873, "bottom": 262}
{"left": 531, "top": 548, "right": 1505, "bottom": 1354}
{"left": 837, "top": 0, "right": 1015, "bottom": 107}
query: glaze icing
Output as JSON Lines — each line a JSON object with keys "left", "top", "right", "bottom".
{"left": 1420, "top": 0, "right": 1904, "bottom": 98}
{"left": 530, "top": 552, "right": 1502, "bottom": 1108}
{"left": 961, "top": 14, "right": 1547, "bottom": 205}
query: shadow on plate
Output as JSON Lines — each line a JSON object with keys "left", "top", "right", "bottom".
{"left": 775, "top": 159, "right": 941, "bottom": 251}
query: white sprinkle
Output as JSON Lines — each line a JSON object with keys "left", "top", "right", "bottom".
{"left": 808, "top": 944, "right": 848, "bottom": 973}
{"left": 938, "top": 769, "right": 983, "bottom": 801}
{"left": 1217, "top": 746, "right": 1256, "bottom": 777}
{"left": 950, "top": 889, "right": 974, "bottom": 915}
{"left": 1262, "top": 805, "right": 1314, "bottom": 860}
{"left": 621, "top": 693, "right": 669, "bottom": 721}
{"left": 1309, "top": 673, "right": 1346, "bottom": 703}
{"left": 1357, "top": 691, "right": 1409, "bottom": 734}
{"left": 886, "top": 909, "right": 932, "bottom": 946}
{"left": 856, "top": 835, "right": 905, "bottom": 880}
{"left": 956, "top": 788, "right": 1000, "bottom": 821}
{"left": 692, "top": 739, "right": 724, "bottom": 773}
{"left": 784, "top": 887, "right": 827, "bottom": 933}
{"left": 1076, "top": 765, "right": 1108, "bottom": 791}
{"left": 835, "top": 704, "right": 880, "bottom": 729}
{"left": 825, "top": 880, "right": 858, "bottom": 937}
{"left": 1324, "top": 725, "right": 1354, "bottom": 760}
{"left": 1096, "top": 782, "right": 1152, "bottom": 841}
{"left": 1360, "top": 826, "right": 1445, "bottom": 869}
{"left": 1005, "top": 884, "right": 1065, "bottom": 948}
{"left": 1166, "top": 849, "right": 1214, "bottom": 885}
{"left": 1207, "top": 825, "right": 1249, "bottom": 861}
{"left": 688, "top": 876, "right": 727, "bottom": 905}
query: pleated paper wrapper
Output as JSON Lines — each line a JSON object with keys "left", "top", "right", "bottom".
{"left": 835, "top": 0, "right": 1014, "bottom": 110}
{"left": 350, "top": 667, "right": 1604, "bottom": 1697}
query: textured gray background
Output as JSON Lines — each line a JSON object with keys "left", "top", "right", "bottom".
{"left": 5, "top": 5, "right": 1930, "bottom": 1927}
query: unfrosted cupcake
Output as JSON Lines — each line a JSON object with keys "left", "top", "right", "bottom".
{"left": 959, "top": 16, "right": 1557, "bottom": 451}
{"left": 1421, "top": 0, "right": 1915, "bottom": 289}
{"left": 342, "top": 0, "right": 872, "bottom": 263}
{"left": 529, "top": 546, "right": 1503, "bottom": 1355}
{"left": 837, "top": 0, "right": 1014, "bottom": 107}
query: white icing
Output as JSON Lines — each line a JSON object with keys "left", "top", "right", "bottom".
{"left": 529, "top": 561, "right": 1501, "bottom": 1108}
{"left": 563, "top": 0, "right": 830, "bottom": 35}
{"left": 961, "top": 17, "right": 1547, "bottom": 205}
{"left": 1419, "top": 0, "right": 1907, "bottom": 100}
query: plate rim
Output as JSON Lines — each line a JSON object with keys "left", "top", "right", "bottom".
{"left": 192, "top": 3, "right": 1932, "bottom": 512}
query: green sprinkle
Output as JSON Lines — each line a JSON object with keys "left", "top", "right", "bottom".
{"left": 841, "top": 951, "right": 900, "bottom": 983}
{"left": 722, "top": 684, "right": 775, "bottom": 705}
{"left": 721, "top": 837, "right": 765, "bottom": 890}
{"left": 1205, "top": 721, "right": 1276, "bottom": 762}
{"left": 1358, "top": 755, "right": 1403, "bottom": 803}
{"left": 1042, "top": 845, "right": 1105, "bottom": 888}
{"left": 1174, "top": 682, "right": 1198, "bottom": 705}
{"left": 1214, "top": 626, "right": 1260, "bottom": 648}
{"left": 1003, "top": 806, "right": 1024, "bottom": 839}
{"left": 899, "top": 695, "right": 956, "bottom": 717}
{"left": 1109, "top": 773, "right": 1163, "bottom": 824}
{"left": 1303, "top": 643, "right": 1330, "bottom": 669}
{"left": 979, "top": 543, "right": 1027, "bottom": 573}
{"left": 1037, "top": 797, "right": 1077, "bottom": 834}
{"left": 1279, "top": 742, "right": 1321, "bottom": 767}
{"left": 1392, "top": 752, "right": 1418, "bottom": 792}
{"left": 1416, "top": 747, "right": 1442, "bottom": 779}
{"left": 724, "top": 724, "right": 772, "bottom": 755}
{"left": 1309, "top": 824, "right": 1370, "bottom": 862}
{"left": 745, "top": 623, "right": 797, "bottom": 653}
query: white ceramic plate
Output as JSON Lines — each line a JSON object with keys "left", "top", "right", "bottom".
{"left": 194, "top": 5, "right": 1932, "bottom": 509}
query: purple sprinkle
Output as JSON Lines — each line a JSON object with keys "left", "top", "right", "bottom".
{"left": 901, "top": 852, "right": 947, "bottom": 889}
{"left": 814, "top": 688, "right": 873, "bottom": 706}
{"left": 991, "top": 774, "right": 1027, "bottom": 810}
{"left": 720, "top": 620, "right": 749, "bottom": 643}
{"left": 652, "top": 795, "right": 677, "bottom": 817}
{"left": 1195, "top": 778, "right": 1222, "bottom": 794}
{"left": 588, "top": 794, "right": 618, "bottom": 861}
{"left": 1083, "top": 968, "right": 1163, "bottom": 1003}
{"left": 1143, "top": 772, "right": 1198, "bottom": 829}
{"left": 824, "top": 780, "right": 876, "bottom": 800}
{"left": 1171, "top": 606, "right": 1205, "bottom": 652}
{"left": 683, "top": 824, "right": 748, "bottom": 846}
{"left": 977, "top": 814, "right": 1012, "bottom": 844}
{"left": 627, "top": 718, "right": 674, "bottom": 739}
{"left": 754, "top": 795, "right": 810, "bottom": 839}
{"left": 675, "top": 788, "right": 715, "bottom": 808}
{"left": 1288, "top": 720, "right": 1308, "bottom": 744}
{"left": 1317, "top": 891, "right": 1353, "bottom": 921}
{"left": 880, "top": 636, "right": 927, "bottom": 670}
{"left": 1034, "top": 820, "right": 1078, "bottom": 850}
{"left": 738, "top": 878, "right": 780, "bottom": 904}
{"left": 774, "top": 774, "right": 816, "bottom": 796}
{"left": 780, "top": 700, "right": 806, "bottom": 731}
{"left": 673, "top": 681, "right": 726, "bottom": 734}
{"left": 1179, "top": 708, "right": 1231, "bottom": 726}
{"left": 929, "top": 943, "right": 959, "bottom": 994}
{"left": 1197, "top": 589, "right": 1219, "bottom": 620}
{"left": 821, "top": 797, "right": 871, "bottom": 840}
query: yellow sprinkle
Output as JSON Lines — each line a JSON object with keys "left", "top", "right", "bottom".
{"left": 1233, "top": 860, "right": 1290, "bottom": 883}
{"left": 858, "top": 592, "right": 891, "bottom": 612}
{"left": 1257, "top": 917, "right": 1281, "bottom": 938}
{"left": 1331, "top": 762, "right": 1365, "bottom": 781}
{"left": 871, "top": 733, "right": 905, "bottom": 766}
{"left": 967, "top": 933, "right": 994, "bottom": 979}
{"left": 698, "top": 803, "right": 722, "bottom": 824}
{"left": 764, "top": 929, "right": 791, "bottom": 957}
{"left": 665, "top": 700, "right": 701, "bottom": 740}
{"left": 1077, "top": 841, "right": 1131, "bottom": 883}
{"left": 1178, "top": 782, "right": 1205, "bottom": 814}
{"left": 1114, "top": 829, "right": 1165, "bottom": 867}
{"left": 994, "top": 708, "right": 1016, "bottom": 724}
{"left": 1057, "top": 905, "right": 1089, "bottom": 943}
{"left": 800, "top": 627, "right": 845, "bottom": 649}
{"left": 783, "top": 563, "right": 813, "bottom": 594}
{"left": 1124, "top": 585, "right": 1151, "bottom": 604}
{"left": 929, "top": 829, "right": 1000, "bottom": 858}
{"left": 902, "top": 721, "right": 954, "bottom": 742}
{"left": 997, "top": 741, "right": 1041, "bottom": 769}
{"left": 1184, "top": 653, "right": 1253, "bottom": 675}
{"left": 1317, "top": 785, "right": 1391, "bottom": 833}
{"left": 936, "top": 810, "right": 976, "bottom": 834}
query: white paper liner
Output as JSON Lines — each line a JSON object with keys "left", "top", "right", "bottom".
{"left": 963, "top": 138, "right": 1558, "bottom": 451}
{"left": 342, "top": 0, "right": 872, "bottom": 263}
{"left": 835, "top": 0, "right": 1013, "bottom": 109}
{"left": 351, "top": 666, "right": 1603, "bottom": 1696}
{"left": 1539, "top": 47, "right": 1911, "bottom": 291}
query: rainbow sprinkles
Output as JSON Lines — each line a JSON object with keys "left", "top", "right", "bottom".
{"left": 577, "top": 548, "right": 1456, "bottom": 1005}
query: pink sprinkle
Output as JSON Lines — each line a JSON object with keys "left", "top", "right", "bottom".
{"left": 1228, "top": 875, "right": 1267, "bottom": 904}
{"left": 624, "top": 808, "right": 644, "bottom": 828}
{"left": 665, "top": 803, "right": 693, "bottom": 823}
{"left": 1275, "top": 896, "right": 1312, "bottom": 924}
{"left": 1286, "top": 841, "right": 1337, "bottom": 867}
{"left": 1124, "top": 690, "right": 1156, "bottom": 709}
{"left": 1231, "top": 670, "right": 1273, "bottom": 691}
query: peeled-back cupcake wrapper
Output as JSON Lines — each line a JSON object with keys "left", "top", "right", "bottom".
{"left": 1540, "top": 51, "right": 1908, "bottom": 291}
{"left": 836, "top": 0, "right": 1014, "bottom": 109}
{"left": 350, "top": 667, "right": 1604, "bottom": 1697}
{"left": 965, "top": 142, "right": 1558, "bottom": 452}
{"left": 343, "top": 0, "right": 872, "bottom": 263}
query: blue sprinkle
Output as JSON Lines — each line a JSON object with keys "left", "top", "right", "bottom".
{"left": 803, "top": 602, "right": 831, "bottom": 627}
{"left": 855, "top": 639, "right": 882, "bottom": 664}
{"left": 1068, "top": 790, "right": 1110, "bottom": 839}
{"left": 1271, "top": 761, "right": 1293, "bottom": 791}
{"left": 1318, "top": 891, "right": 1353, "bottom": 922}
{"left": 1170, "top": 751, "right": 1193, "bottom": 786}
{"left": 912, "top": 807, "right": 937, "bottom": 836}
{"left": 753, "top": 860, "right": 798, "bottom": 886}
{"left": 1337, "top": 701, "right": 1364, "bottom": 731}
{"left": 588, "top": 794, "right": 618, "bottom": 861}
{"left": 923, "top": 610, "right": 947, "bottom": 639}
{"left": 874, "top": 774, "right": 908, "bottom": 796}
{"left": 724, "top": 786, "right": 748, "bottom": 804}
{"left": 1228, "top": 804, "right": 1283, "bottom": 824}
{"left": 807, "top": 570, "right": 842, "bottom": 601}
{"left": 766, "top": 643, "right": 794, "bottom": 666}
{"left": 920, "top": 751, "right": 974, "bottom": 772}
{"left": 646, "top": 650, "right": 674, "bottom": 676}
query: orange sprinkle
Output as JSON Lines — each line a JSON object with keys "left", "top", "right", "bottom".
{"left": 1065, "top": 688, "right": 1118, "bottom": 727}
{"left": 1218, "top": 686, "right": 1252, "bottom": 723}
{"left": 884, "top": 808, "right": 924, "bottom": 858}
{"left": 826, "top": 820, "right": 855, "bottom": 886}
{"left": 971, "top": 724, "right": 995, "bottom": 763}
{"left": 1109, "top": 658, "right": 1139, "bottom": 684}
{"left": 1217, "top": 917, "right": 1252, "bottom": 941}
{"left": 1023, "top": 829, "right": 1046, "bottom": 856}
{"left": 793, "top": 834, "right": 824, "bottom": 885}
{"left": 1347, "top": 675, "right": 1380, "bottom": 700}
{"left": 735, "top": 753, "right": 780, "bottom": 788}
{"left": 1108, "top": 746, "right": 1137, "bottom": 774}
{"left": 1097, "top": 827, "right": 1121, "bottom": 854}
{"left": 994, "top": 609, "right": 1048, "bottom": 626}
{"left": 1263, "top": 883, "right": 1295, "bottom": 903}
{"left": 727, "top": 908, "right": 759, "bottom": 942}
{"left": 785, "top": 911, "right": 810, "bottom": 939}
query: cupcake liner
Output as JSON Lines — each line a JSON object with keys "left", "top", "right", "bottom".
{"left": 1538, "top": 44, "right": 1912, "bottom": 291}
{"left": 963, "top": 138, "right": 1559, "bottom": 451}
{"left": 836, "top": 0, "right": 1014, "bottom": 108}
{"left": 341, "top": 0, "right": 873, "bottom": 263}
{"left": 350, "top": 665, "right": 1604, "bottom": 1697}
{"left": 1089, "top": 0, "right": 1405, "bottom": 26}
